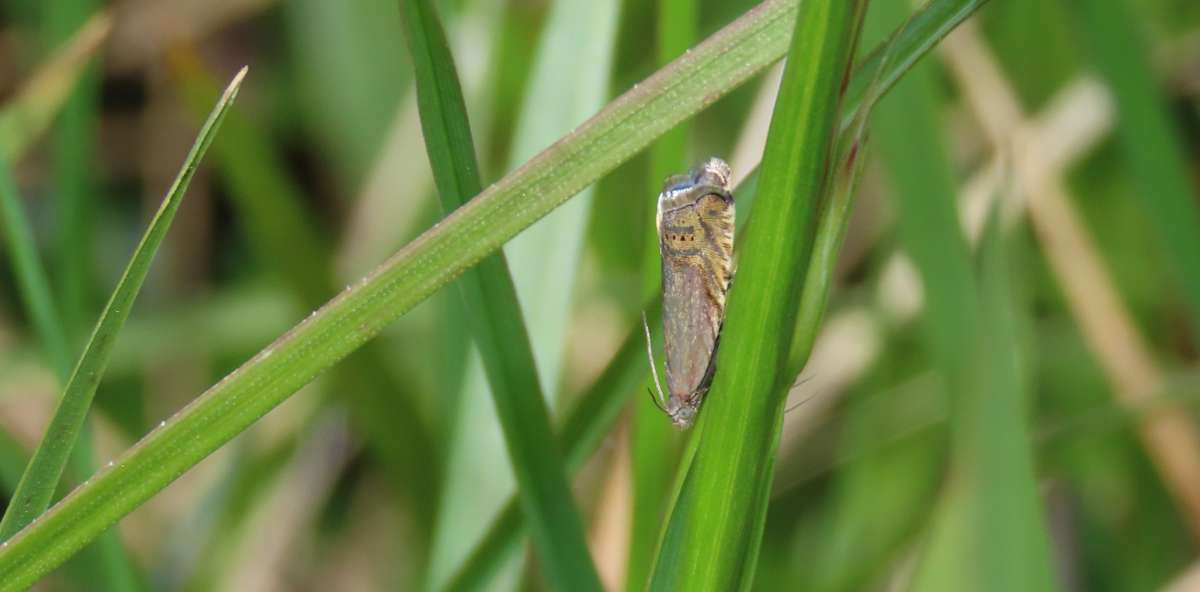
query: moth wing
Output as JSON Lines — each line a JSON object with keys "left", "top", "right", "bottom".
{"left": 661, "top": 255, "right": 722, "bottom": 400}
{"left": 660, "top": 193, "right": 735, "bottom": 400}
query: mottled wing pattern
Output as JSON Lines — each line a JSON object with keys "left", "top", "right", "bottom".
{"left": 659, "top": 184, "right": 735, "bottom": 409}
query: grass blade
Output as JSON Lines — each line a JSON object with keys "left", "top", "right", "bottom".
{"left": 0, "top": 148, "right": 136, "bottom": 592}
{"left": 0, "top": 0, "right": 988, "bottom": 584}
{"left": 282, "top": 0, "right": 409, "bottom": 186}
{"left": 430, "top": 0, "right": 620, "bottom": 585}
{"left": 866, "top": 1, "right": 1054, "bottom": 587}
{"left": 399, "top": 1, "right": 601, "bottom": 590}
{"left": 0, "top": 155, "right": 72, "bottom": 382}
{"left": 502, "top": 0, "right": 621, "bottom": 391}
{"left": 169, "top": 57, "right": 440, "bottom": 536}
{"left": 0, "top": 13, "right": 141, "bottom": 588}
{"left": 0, "top": 68, "right": 246, "bottom": 543}
{"left": 649, "top": 1, "right": 868, "bottom": 590}
{"left": 443, "top": 302, "right": 663, "bottom": 592}
{"left": 443, "top": 0, "right": 992, "bottom": 585}
{"left": 841, "top": 0, "right": 987, "bottom": 128}
{"left": 629, "top": 0, "right": 697, "bottom": 588}
{"left": 1065, "top": 0, "right": 1200, "bottom": 333}
{"left": 44, "top": 0, "right": 102, "bottom": 345}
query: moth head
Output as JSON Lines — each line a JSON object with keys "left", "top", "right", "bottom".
{"left": 695, "top": 157, "right": 732, "bottom": 190}
{"left": 658, "top": 169, "right": 734, "bottom": 218}
{"left": 665, "top": 397, "right": 698, "bottom": 429}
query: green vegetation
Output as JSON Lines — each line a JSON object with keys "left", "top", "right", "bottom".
{"left": 0, "top": 0, "right": 1197, "bottom": 589}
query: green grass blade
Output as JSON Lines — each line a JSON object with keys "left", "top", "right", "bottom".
{"left": 1066, "top": 0, "right": 1200, "bottom": 332}
{"left": 171, "top": 56, "right": 332, "bottom": 304}
{"left": 0, "top": 0, "right": 989, "bottom": 584}
{"left": 908, "top": 223, "right": 1056, "bottom": 591}
{"left": 785, "top": 20, "right": 894, "bottom": 375}
{"left": 0, "top": 156, "right": 73, "bottom": 382}
{"left": 443, "top": 302, "right": 663, "bottom": 592}
{"left": 44, "top": 0, "right": 101, "bottom": 346}
{"left": 649, "top": 1, "right": 868, "bottom": 590}
{"left": 399, "top": 1, "right": 601, "bottom": 590}
{"left": 629, "top": 0, "right": 697, "bottom": 588}
{"left": 867, "top": 1, "right": 1054, "bottom": 587}
{"left": 282, "top": 0, "right": 409, "bottom": 186}
{"left": 430, "top": 0, "right": 620, "bottom": 585}
{"left": 501, "top": 0, "right": 620, "bottom": 393}
{"left": 444, "top": 1, "right": 993, "bottom": 585}
{"left": 841, "top": 0, "right": 987, "bottom": 130}
{"left": 0, "top": 146, "right": 142, "bottom": 590}
{"left": 0, "top": 10, "right": 112, "bottom": 381}
{"left": 0, "top": 13, "right": 110, "bottom": 161}
{"left": 0, "top": 68, "right": 246, "bottom": 543}
{"left": 170, "top": 60, "right": 441, "bottom": 536}
{"left": 0, "top": 13, "right": 141, "bottom": 588}
{"left": 0, "top": 153, "right": 137, "bottom": 592}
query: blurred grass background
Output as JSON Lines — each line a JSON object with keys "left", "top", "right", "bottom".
{"left": 0, "top": 0, "right": 1198, "bottom": 589}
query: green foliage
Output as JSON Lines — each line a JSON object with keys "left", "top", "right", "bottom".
{"left": 399, "top": 1, "right": 601, "bottom": 589}
{"left": 649, "top": 2, "right": 868, "bottom": 589}
{"left": 0, "top": 0, "right": 1196, "bottom": 589}
{"left": 0, "top": 68, "right": 244, "bottom": 591}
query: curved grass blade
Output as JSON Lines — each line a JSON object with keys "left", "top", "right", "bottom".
{"left": 649, "top": 0, "right": 869, "bottom": 589}
{"left": 0, "top": 67, "right": 247, "bottom": 543}
{"left": 399, "top": 1, "right": 601, "bottom": 590}
{"left": 0, "top": 0, "right": 988, "bottom": 585}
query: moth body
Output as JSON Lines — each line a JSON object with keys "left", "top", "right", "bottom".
{"left": 646, "top": 158, "right": 735, "bottom": 429}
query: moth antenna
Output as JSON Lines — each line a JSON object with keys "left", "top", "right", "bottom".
{"left": 782, "top": 372, "right": 820, "bottom": 413}
{"left": 642, "top": 311, "right": 669, "bottom": 411}
{"left": 790, "top": 374, "right": 814, "bottom": 390}
{"left": 646, "top": 388, "right": 667, "bottom": 414}
{"left": 784, "top": 374, "right": 818, "bottom": 414}
{"left": 784, "top": 391, "right": 820, "bottom": 415}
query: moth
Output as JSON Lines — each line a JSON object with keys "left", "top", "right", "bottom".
{"left": 644, "top": 157, "right": 735, "bottom": 429}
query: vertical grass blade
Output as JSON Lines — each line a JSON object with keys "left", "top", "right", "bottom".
{"left": 282, "top": 0, "right": 409, "bottom": 186}
{"left": 908, "top": 221, "right": 1056, "bottom": 591}
{"left": 501, "top": 0, "right": 621, "bottom": 393}
{"left": 430, "top": 0, "right": 619, "bottom": 585}
{"left": 1066, "top": 0, "right": 1200, "bottom": 333}
{"left": 0, "top": 68, "right": 247, "bottom": 542}
{"left": 0, "top": 160, "right": 73, "bottom": 381}
{"left": 649, "top": 1, "right": 868, "bottom": 590}
{"left": 629, "top": 0, "right": 698, "bottom": 588}
{"left": 44, "top": 0, "right": 101, "bottom": 345}
{"left": 398, "top": 1, "right": 601, "bottom": 590}
{"left": 867, "top": 1, "right": 1054, "bottom": 587}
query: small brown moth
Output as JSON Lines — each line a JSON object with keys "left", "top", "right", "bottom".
{"left": 644, "top": 157, "right": 735, "bottom": 429}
